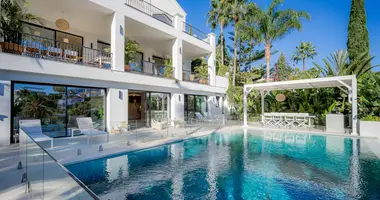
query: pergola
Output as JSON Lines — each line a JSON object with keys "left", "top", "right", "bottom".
{"left": 243, "top": 75, "right": 358, "bottom": 135}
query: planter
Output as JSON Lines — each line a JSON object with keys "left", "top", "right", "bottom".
{"left": 359, "top": 120, "right": 380, "bottom": 138}
{"left": 124, "top": 65, "right": 131, "bottom": 72}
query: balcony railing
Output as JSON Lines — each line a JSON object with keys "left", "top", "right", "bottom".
{"left": 183, "top": 69, "right": 210, "bottom": 85}
{"left": 125, "top": 60, "right": 167, "bottom": 78}
{"left": 19, "top": 128, "right": 99, "bottom": 199}
{"left": 0, "top": 32, "right": 112, "bottom": 69}
{"left": 125, "top": 0, "right": 174, "bottom": 26}
{"left": 183, "top": 22, "right": 210, "bottom": 44}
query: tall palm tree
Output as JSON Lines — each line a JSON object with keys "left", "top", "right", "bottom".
{"left": 254, "top": 0, "right": 310, "bottom": 81}
{"left": 292, "top": 42, "right": 317, "bottom": 71}
{"left": 207, "top": 0, "right": 229, "bottom": 66}
{"left": 314, "top": 50, "right": 377, "bottom": 78}
{"left": 228, "top": 0, "right": 248, "bottom": 86}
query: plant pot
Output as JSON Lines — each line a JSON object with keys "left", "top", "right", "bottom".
{"left": 4, "top": 42, "right": 10, "bottom": 51}
{"left": 124, "top": 65, "right": 131, "bottom": 72}
{"left": 359, "top": 120, "right": 380, "bottom": 138}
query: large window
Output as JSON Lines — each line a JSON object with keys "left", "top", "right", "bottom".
{"left": 12, "top": 83, "right": 105, "bottom": 142}
{"left": 184, "top": 95, "right": 207, "bottom": 121}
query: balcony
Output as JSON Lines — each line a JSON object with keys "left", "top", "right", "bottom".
{"left": 183, "top": 22, "right": 210, "bottom": 44}
{"left": 183, "top": 69, "right": 210, "bottom": 85}
{"left": 125, "top": 0, "right": 174, "bottom": 26}
{"left": 125, "top": 60, "right": 167, "bottom": 78}
{"left": 0, "top": 32, "right": 112, "bottom": 69}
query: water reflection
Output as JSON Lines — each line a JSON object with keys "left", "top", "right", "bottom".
{"left": 66, "top": 130, "right": 380, "bottom": 200}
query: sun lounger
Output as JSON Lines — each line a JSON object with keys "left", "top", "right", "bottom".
{"left": 76, "top": 117, "right": 109, "bottom": 144}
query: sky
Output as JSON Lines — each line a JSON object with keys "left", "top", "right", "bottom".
{"left": 177, "top": 0, "right": 380, "bottom": 71}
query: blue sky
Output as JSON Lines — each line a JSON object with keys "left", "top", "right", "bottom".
{"left": 178, "top": 0, "right": 380, "bottom": 70}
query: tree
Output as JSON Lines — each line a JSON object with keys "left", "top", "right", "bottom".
{"left": 254, "top": 0, "right": 310, "bottom": 81}
{"left": 314, "top": 50, "right": 377, "bottom": 78}
{"left": 292, "top": 42, "right": 317, "bottom": 71}
{"left": 274, "top": 53, "right": 293, "bottom": 81}
{"left": 16, "top": 90, "right": 56, "bottom": 119}
{"left": 228, "top": 0, "right": 249, "bottom": 86}
{"left": 0, "top": 0, "right": 41, "bottom": 43}
{"left": 207, "top": 0, "right": 230, "bottom": 66}
{"left": 347, "top": 0, "right": 370, "bottom": 63}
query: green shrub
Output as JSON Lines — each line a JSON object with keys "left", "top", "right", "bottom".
{"left": 361, "top": 115, "right": 380, "bottom": 122}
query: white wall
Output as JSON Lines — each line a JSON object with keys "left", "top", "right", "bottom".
{"left": 215, "top": 76, "right": 229, "bottom": 88}
{"left": 171, "top": 93, "right": 184, "bottom": 121}
{"left": 107, "top": 89, "right": 129, "bottom": 132}
{"left": 0, "top": 81, "right": 11, "bottom": 146}
{"left": 208, "top": 96, "right": 223, "bottom": 116}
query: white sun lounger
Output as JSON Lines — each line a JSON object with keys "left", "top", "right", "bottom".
{"left": 19, "top": 119, "right": 54, "bottom": 148}
{"left": 76, "top": 117, "right": 109, "bottom": 144}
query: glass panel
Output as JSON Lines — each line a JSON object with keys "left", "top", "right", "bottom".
{"left": 67, "top": 87, "right": 106, "bottom": 133}
{"left": 56, "top": 32, "right": 83, "bottom": 46}
{"left": 23, "top": 23, "right": 55, "bottom": 40}
{"left": 97, "top": 41, "right": 110, "bottom": 52}
{"left": 13, "top": 83, "right": 66, "bottom": 139}
{"left": 151, "top": 93, "right": 169, "bottom": 122}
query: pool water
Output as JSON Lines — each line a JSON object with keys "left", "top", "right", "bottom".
{"left": 66, "top": 130, "right": 380, "bottom": 200}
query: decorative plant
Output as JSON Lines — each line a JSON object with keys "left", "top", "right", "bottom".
{"left": 194, "top": 65, "right": 209, "bottom": 83}
{"left": 217, "top": 64, "right": 229, "bottom": 77}
{"left": 361, "top": 115, "right": 380, "bottom": 122}
{"left": 0, "top": 0, "right": 41, "bottom": 44}
{"left": 163, "top": 58, "right": 173, "bottom": 79}
{"left": 124, "top": 38, "right": 140, "bottom": 65}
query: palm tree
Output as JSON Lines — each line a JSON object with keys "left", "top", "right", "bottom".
{"left": 207, "top": 0, "right": 229, "bottom": 66}
{"left": 292, "top": 42, "right": 317, "bottom": 71}
{"left": 254, "top": 0, "right": 310, "bottom": 81}
{"left": 228, "top": 0, "right": 248, "bottom": 86}
{"left": 314, "top": 50, "right": 377, "bottom": 78}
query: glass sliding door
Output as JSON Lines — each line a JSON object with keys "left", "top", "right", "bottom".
{"left": 185, "top": 95, "right": 208, "bottom": 121}
{"left": 128, "top": 90, "right": 170, "bottom": 128}
{"left": 12, "top": 82, "right": 106, "bottom": 142}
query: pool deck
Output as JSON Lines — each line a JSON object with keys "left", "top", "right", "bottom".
{"left": 1, "top": 125, "right": 379, "bottom": 200}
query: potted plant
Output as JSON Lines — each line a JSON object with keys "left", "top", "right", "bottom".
{"left": 359, "top": 115, "right": 380, "bottom": 138}
{"left": 124, "top": 39, "right": 139, "bottom": 72}
{"left": 193, "top": 58, "right": 209, "bottom": 84}
{"left": 0, "top": 0, "right": 41, "bottom": 54}
{"left": 163, "top": 58, "right": 174, "bottom": 79}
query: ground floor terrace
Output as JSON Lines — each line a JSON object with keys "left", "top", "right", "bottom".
{"left": 0, "top": 71, "right": 227, "bottom": 146}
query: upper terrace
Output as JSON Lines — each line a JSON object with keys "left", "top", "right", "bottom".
{"left": 0, "top": 0, "right": 224, "bottom": 87}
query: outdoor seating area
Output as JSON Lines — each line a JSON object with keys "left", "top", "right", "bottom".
{"left": 261, "top": 113, "right": 315, "bottom": 129}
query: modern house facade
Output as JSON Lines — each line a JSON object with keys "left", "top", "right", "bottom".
{"left": 0, "top": 0, "right": 229, "bottom": 145}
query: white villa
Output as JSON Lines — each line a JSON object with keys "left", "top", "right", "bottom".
{"left": 0, "top": 0, "right": 229, "bottom": 146}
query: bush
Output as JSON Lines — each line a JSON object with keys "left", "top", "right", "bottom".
{"left": 361, "top": 115, "right": 380, "bottom": 122}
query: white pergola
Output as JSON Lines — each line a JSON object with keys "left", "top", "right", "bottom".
{"left": 243, "top": 75, "right": 358, "bottom": 135}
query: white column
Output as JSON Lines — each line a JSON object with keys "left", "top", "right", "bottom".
{"left": 111, "top": 12, "right": 125, "bottom": 71}
{"left": 171, "top": 93, "right": 184, "bottom": 122}
{"left": 107, "top": 88, "right": 129, "bottom": 133}
{"left": 208, "top": 33, "right": 216, "bottom": 86}
{"left": 0, "top": 80, "right": 11, "bottom": 146}
{"left": 352, "top": 76, "right": 358, "bottom": 135}
{"left": 243, "top": 87, "right": 248, "bottom": 127}
{"left": 172, "top": 38, "right": 183, "bottom": 80}
{"left": 261, "top": 90, "right": 265, "bottom": 124}
{"left": 173, "top": 13, "right": 184, "bottom": 31}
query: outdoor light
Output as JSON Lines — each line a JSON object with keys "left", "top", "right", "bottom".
{"left": 56, "top": 11, "right": 70, "bottom": 31}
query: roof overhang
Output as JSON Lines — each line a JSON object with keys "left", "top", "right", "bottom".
{"left": 244, "top": 75, "right": 356, "bottom": 91}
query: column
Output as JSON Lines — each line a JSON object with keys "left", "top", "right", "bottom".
{"left": 172, "top": 38, "right": 183, "bottom": 80}
{"left": 111, "top": 12, "right": 125, "bottom": 71}
{"left": 107, "top": 88, "right": 129, "bottom": 132}
{"left": 0, "top": 80, "right": 11, "bottom": 146}
{"left": 208, "top": 33, "right": 217, "bottom": 86}
{"left": 243, "top": 87, "right": 248, "bottom": 127}
{"left": 352, "top": 76, "right": 358, "bottom": 135}
{"left": 171, "top": 93, "right": 184, "bottom": 122}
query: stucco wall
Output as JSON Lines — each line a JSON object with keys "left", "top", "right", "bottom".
{"left": 0, "top": 80, "right": 11, "bottom": 146}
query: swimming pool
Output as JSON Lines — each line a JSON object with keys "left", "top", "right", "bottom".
{"left": 66, "top": 129, "right": 380, "bottom": 200}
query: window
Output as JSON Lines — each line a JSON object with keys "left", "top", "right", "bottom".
{"left": 97, "top": 41, "right": 110, "bottom": 52}
{"left": 12, "top": 83, "right": 106, "bottom": 142}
